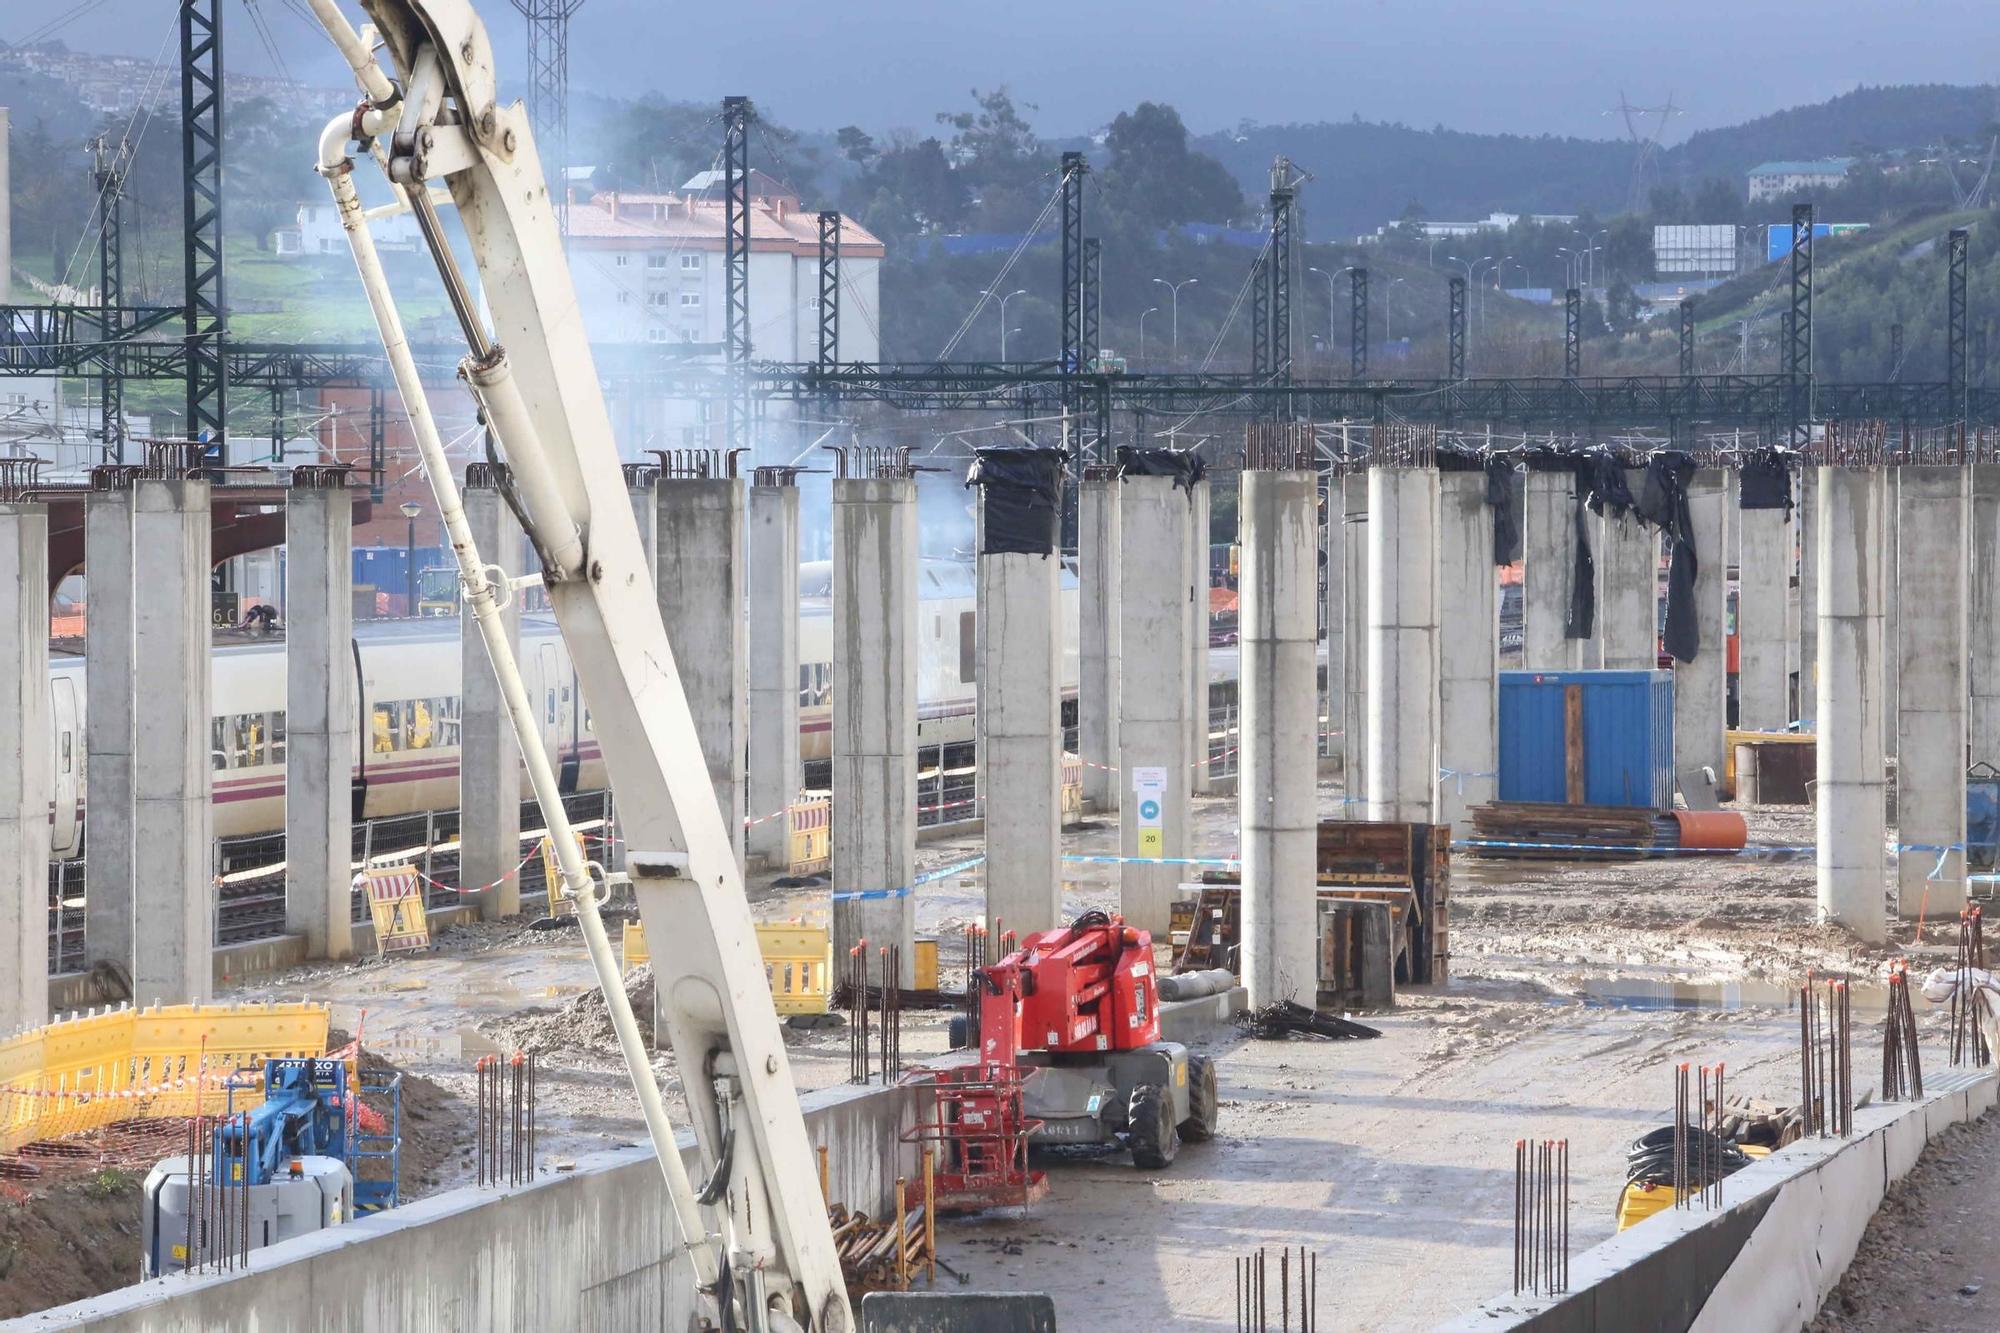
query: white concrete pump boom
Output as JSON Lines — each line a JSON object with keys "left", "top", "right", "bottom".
{"left": 304, "top": 2, "right": 851, "bottom": 1329}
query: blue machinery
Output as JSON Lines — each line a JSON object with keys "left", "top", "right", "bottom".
{"left": 218, "top": 1057, "right": 403, "bottom": 1213}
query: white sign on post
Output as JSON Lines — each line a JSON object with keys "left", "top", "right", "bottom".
{"left": 1131, "top": 765, "right": 1168, "bottom": 857}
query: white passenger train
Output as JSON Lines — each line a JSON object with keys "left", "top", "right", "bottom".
{"left": 44, "top": 558, "right": 1079, "bottom": 855}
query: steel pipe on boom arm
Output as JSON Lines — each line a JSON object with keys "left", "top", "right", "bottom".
{"left": 306, "top": 2, "right": 848, "bottom": 1329}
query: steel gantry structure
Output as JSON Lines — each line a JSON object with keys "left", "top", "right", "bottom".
{"left": 180, "top": 0, "right": 227, "bottom": 448}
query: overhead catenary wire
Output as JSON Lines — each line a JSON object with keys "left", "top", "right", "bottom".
{"left": 935, "top": 177, "right": 1066, "bottom": 361}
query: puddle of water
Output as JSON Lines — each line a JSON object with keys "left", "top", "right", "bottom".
{"left": 1575, "top": 976, "right": 1892, "bottom": 1014}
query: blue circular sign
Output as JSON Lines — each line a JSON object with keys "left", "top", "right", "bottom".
{"left": 1139, "top": 798, "right": 1161, "bottom": 821}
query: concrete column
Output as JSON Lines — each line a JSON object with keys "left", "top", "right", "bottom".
{"left": 1078, "top": 474, "right": 1120, "bottom": 812}
{"left": 1598, "top": 480, "right": 1658, "bottom": 671}
{"left": 1366, "top": 467, "right": 1439, "bottom": 824}
{"left": 0, "top": 505, "right": 49, "bottom": 1031}
{"left": 627, "top": 469, "right": 658, "bottom": 587}
{"left": 1340, "top": 470, "right": 1369, "bottom": 806}
{"left": 1524, "top": 467, "right": 1597, "bottom": 670}
{"left": 1187, "top": 478, "right": 1213, "bottom": 794}
{"left": 1797, "top": 467, "right": 1818, "bottom": 723}
{"left": 1321, "top": 476, "right": 1345, "bottom": 764}
{"left": 84, "top": 487, "right": 135, "bottom": 974}
{"left": 1737, "top": 501, "right": 1792, "bottom": 731}
{"left": 831, "top": 477, "right": 917, "bottom": 982}
{"left": 1895, "top": 465, "right": 1969, "bottom": 918}
{"left": 283, "top": 477, "right": 355, "bottom": 959}
{"left": 974, "top": 454, "right": 1063, "bottom": 937}
{"left": 1437, "top": 471, "right": 1497, "bottom": 832}
{"left": 459, "top": 469, "right": 521, "bottom": 920}
{"left": 1672, "top": 469, "right": 1728, "bottom": 787}
{"left": 746, "top": 476, "right": 800, "bottom": 869}
{"left": 656, "top": 477, "right": 747, "bottom": 869}
{"left": 1972, "top": 464, "right": 2000, "bottom": 765}
{"left": 1883, "top": 475, "right": 1901, "bottom": 760}
{"left": 1239, "top": 468, "right": 1320, "bottom": 1006}
{"left": 130, "top": 480, "right": 211, "bottom": 1005}
{"left": 1117, "top": 474, "right": 1192, "bottom": 934}
{"left": 1816, "top": 467, "right": 1887, "bottom": 942}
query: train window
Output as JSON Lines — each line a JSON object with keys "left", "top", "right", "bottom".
{"left": 211, "top": 718, "right": 229, "bottom": 770}
{"left": 373, "top": 703, "right": 398, "bottom": 753}
{"left": 798, "top": 663, "right": 812, "bottom": 708}
{"left": 233, "top": 714, "right": 263, "bottom": 767}
{"left": 408, "top": 700, "right": 434, "bottom": 750}
{"left": 958, "top": 612, "right": 976, "bottom": 685}
{"left": 269, "top": 712, "right": 286, "bottom": 766}
{"left": 59, "top": 729, "right": 72, "bottom": 775}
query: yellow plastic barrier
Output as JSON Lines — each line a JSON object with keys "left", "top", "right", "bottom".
{"left": 0, "top": 1002, "right": 331, "bottom": 1153}
{"left": 1061, "top": 752, "right": 1083, "bottom": 825}
{"left": 913, "top": 939, "right": 939, "bottom": 991}
{"left": 789, "top": 795, "right": 831, "bottom": 875}
{"left": 622, "top": 919, "right": 831, "bottom": 1015}
{"left": 540, "top": 829, "right": 587, "bottom": 916}
{"left": 364, "top": 864, "right": 431, "bottom": 955}
{"left": 756, "top": 924, "right": 833, "bottom": 1016}
{"left": 621, "top": 920, "right": 651, "bottom": 978}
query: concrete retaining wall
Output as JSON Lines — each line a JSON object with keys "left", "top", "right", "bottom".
{"left": 13, "top": 989, "right": 1247, "bottom": 1330}
{"left": 1440, "top": 1069, "right": 1997, "bottom": 1333}
{"left": 8, "top": 1081, "right": 927, "bottom": 1332}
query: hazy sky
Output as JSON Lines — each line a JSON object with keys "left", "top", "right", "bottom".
{"left": 10, "top": 0, "right": 1999, "bottom": 141}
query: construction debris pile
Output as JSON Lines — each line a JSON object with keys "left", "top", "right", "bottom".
{"left": 1238, "top": 1000, "right": 1381, "bottom": 1041}
{"left": 480, "top": 965, "right": 656, "bottom": 1058}
{"left": 1466, "top": 802, "right": 1746, "bottom": 860}
{"left": 823, "top": 1149, "right": 938, "bottom": 1296}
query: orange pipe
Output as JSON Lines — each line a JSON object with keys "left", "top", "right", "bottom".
{"left": 1672, "top": 810, "right": 1747, "bottom": 851}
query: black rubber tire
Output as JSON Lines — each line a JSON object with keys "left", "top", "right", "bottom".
{"left": 1179, "top": 1054, "right": 1219, "bottom": 1142}
{"left": 1127, "top": 1082, "right": 1180, "bottom": 1169}
{"left": 946, "top": 1014, "right": 970, "bottom": 1050}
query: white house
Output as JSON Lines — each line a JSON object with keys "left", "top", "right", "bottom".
{"left": 279, "top": 202, "right": 424, "bottom": 258}
{"left": 565, "top": 174, "right": 882, "bottom": 362}
{"left": 1746, "top": 159, "right": 1855, "bottom": 204}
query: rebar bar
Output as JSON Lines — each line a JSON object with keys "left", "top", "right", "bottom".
{"left": 1511, "top": 1137, "right": 1569, "bottom": 1296}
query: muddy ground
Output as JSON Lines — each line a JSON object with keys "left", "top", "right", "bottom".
{"left": 5, "top": 777, "right": 1987, "bottom": 1326}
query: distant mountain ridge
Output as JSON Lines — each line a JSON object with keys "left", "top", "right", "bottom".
{"left": 1197, "top": 84, "right": 2000, "bottom": 240}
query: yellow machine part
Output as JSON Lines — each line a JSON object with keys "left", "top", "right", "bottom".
{"left": 1615, "top": 1144, "right": 1770, "bottom": 1230}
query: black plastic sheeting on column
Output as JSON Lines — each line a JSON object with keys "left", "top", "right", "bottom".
{"left": 966, "top": 447, "right": 1069, "bottom": 556}
{"left": 1636, "top": 451, "right": 1701, "bottom": 663}
{"left": 1483, "top": 456, "right": 1523, "bottom": 567}
{"left": 1739, "top": 448, "right": 1795, "bottom": 516}
{"left": 1566, "top": 460, "right": 1597, "bottom": 641}
{"left": 1114, "top": 445, "right": 1206, "bottom": 493}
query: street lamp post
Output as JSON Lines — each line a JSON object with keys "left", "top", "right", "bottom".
{"left": 1307, "top": 266, "right": 1348, "bottom": 368}
{"left": 1151, "top": 276, "right": 1198, "bottom": 365}
{"left": 1469, "top": 257, "right": 1497, "bottom": 337}
{"left": 1587, "top": 230, "right": 1609, "bottom": 289}
{"left": 982, "top": 287, "right": 1028, "bottom": 360}
{"left": 400, "top": 500, "right": 422, "bottom": 616}
{"left": 1139, "top": 306, "right": 1160, "bottom": 367}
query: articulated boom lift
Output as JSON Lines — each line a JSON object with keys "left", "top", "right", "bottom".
{"left": 304, "top": 2, "right": 846, "bottom": 1327}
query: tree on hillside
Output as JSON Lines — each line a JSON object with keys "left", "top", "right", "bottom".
{"left": 1101, "top": 102, "right": 1244, "bottom": 226}
{"left": 937, "top": 88, "right": 1049, "bottom": 229}
{"left": 845, "top": 135, "right": 970, "bottom": 243}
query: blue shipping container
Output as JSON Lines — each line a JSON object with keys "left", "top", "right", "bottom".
{"left": 1498, "top": 670, "right": 1674, "bottom": 810}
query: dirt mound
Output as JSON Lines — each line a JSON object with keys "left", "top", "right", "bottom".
{"left": 478, "top": 966, "right": 656, "bottom": 1059}
{"left": 331, "top": 1030, "right": 461, "bottom": 1201}
{"left": 0, "top": 1169, "right": 144, "bottom": 1318}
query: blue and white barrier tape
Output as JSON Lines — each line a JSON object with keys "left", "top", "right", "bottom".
{"left": 830, "top": 855, "right": 989, "bottom": 903}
